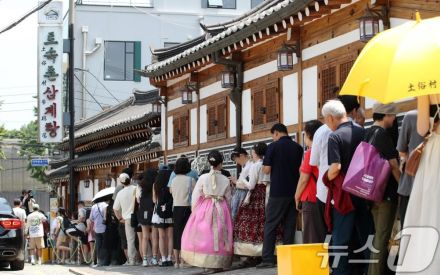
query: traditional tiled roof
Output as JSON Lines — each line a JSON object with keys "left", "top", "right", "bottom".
{"left": 45, "top": 164, "right": 69, "bottom": 183}
{"left": 73, "top": 141, "right": 162, "bottom": 171}
{"left": 61, "top": 89, "right": 161, "bottom": 147}
{"left": 144, "top": 0, "right": 329, "bottom": 78}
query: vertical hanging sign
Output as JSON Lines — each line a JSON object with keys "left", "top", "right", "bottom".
{"left": 38, "top": 1, "right": 63, "bottom": 143}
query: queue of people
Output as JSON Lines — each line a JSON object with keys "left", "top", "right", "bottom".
{"left": 26, "top": 94, "right": 438, "bottom": 274}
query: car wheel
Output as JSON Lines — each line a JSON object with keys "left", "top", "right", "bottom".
{"left": 10, "top": 260, "right": 25, "bottom": 271}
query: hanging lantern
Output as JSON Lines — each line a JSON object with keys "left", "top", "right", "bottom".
{"left": 151, "top": 101, "right": 162, "bottom": 113}
{"left": 359, "top": 6, "right": 380, "bottom": 42}
{"left": 181, "top": 87, "right": 193, "bottom": 104}
{"left": 277, "top": 44, "right": 294, "bottom": 71}
{"left": 105, "top": 176, "right": 112, "bottom": 187}
{"left": 84, "top": 179, "right": 90, "bottom": 188}
{"left": 221, "top": 68, "right": 236, "bottom": 89}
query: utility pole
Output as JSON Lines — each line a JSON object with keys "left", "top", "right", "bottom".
{"left": 68, "top": 0, "right": 76, "bottom": 214}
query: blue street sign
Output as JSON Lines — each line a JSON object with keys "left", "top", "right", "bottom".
{"left": 31, "top": 159, "right": 49, "bottom": 167}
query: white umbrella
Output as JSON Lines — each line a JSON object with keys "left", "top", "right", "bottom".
{"left": 92, "top": 187, "right": 115, "bottom": 203}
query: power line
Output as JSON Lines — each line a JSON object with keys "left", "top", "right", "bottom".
{"left": 0, "top": 109, "right": 34, "bottom": 112}
{"left": 73, "top": 74, "right": 104, "bottom": 110}
{"left": 0, "top": 0, "right": 53, "bottom": 35}
{"left": 74, "top": 68, "right": 120, "bottom": 103}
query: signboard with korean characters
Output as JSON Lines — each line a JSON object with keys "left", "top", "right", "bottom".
{"left": 37, "top": 1, "right": 63, "bottom": 143}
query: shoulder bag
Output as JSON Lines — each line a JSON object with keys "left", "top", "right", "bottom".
{"left": 130, "top": 187, "right": 139, "bottom": 228}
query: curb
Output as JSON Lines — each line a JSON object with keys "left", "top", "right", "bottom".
{"left": 69, "top": 268, "right": 93, "bottom": 275}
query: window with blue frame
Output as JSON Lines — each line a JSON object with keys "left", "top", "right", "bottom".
{"left": 104, "top": 41, "right": 141, "bottom": 82}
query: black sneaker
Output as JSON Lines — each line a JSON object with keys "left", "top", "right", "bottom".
{"left": 256, "top": 262, "right": 276, "bottom": 269}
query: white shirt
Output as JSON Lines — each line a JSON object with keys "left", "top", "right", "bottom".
{"left": 113, "top": 185, "right": 136, "bottom": 220}
{"left": 12, "top": 207, "right": 26, "bottom": 223}
{"left": 309, "top": 124, "right": 331, "bottom": 203}
{"left": 236, "top": 159, "right": 270, "bottom": 190}
{"left": 26, "top": 211, "right": 47, "bottom": 238}
{"left": 236, "top": 160, "right": 253, "bottom": 189}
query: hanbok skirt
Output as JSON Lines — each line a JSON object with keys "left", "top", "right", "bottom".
{"left": 181, "top": 196, "right": 233, "bottom": 269}
{"left": 233, "top": 184, "right": 266, "bottom": 256}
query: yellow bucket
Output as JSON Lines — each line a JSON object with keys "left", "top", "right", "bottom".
{"left": 277, "top": 243, "right": 329, "bottom": 275}
{"left": 41, "top": 248, "right": 51, "bottom": 264}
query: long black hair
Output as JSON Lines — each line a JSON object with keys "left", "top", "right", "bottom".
{"left": 153, "top": 169, "right": 172, "bottom": 198}
{"left": 140, "top": 169, "right": 158, "bottom": 198}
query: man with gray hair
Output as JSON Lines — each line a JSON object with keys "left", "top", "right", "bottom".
{"left": 322, "top": 99, "right": 373, "bottom": 275}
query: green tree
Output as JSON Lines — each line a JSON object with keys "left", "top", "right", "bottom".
{"left": 18, "top": 118, "right": 53, "bottom": 184}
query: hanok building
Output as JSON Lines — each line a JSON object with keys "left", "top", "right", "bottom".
{"left": 142, "top": 0, "right": 440, "bottom": 175}
{"left": 46, "top": 90, "right": 163, "bottom": 209}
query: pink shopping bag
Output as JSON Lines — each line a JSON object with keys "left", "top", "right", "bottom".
{"left": 342, "top": 141, "right": 391, "bottom": 202}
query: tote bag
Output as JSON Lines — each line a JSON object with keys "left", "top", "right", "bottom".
{"left": 342, "top": 129, "right": 391, "bottom": 202}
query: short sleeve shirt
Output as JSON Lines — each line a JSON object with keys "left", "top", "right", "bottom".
{"left": 27, "top": 211, "right": 47, "bottom": 238}
{"left": 328, "top": 121, "right": 365, "bottom": 174}
{"left": 365, "top": 126, "right": 399, "bottom": 202}
{"left": 263, "top": 136, "right": 303, "bottom": 198}
{"left": 300, "top": 149, "right": 319, "bottom": 202}
{"left": 309, "top": 124, "right": 332, "bottom": 203}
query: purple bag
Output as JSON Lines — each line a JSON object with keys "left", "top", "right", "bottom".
{"left": 342, "top": 134, "right": 391, "bottom": 202}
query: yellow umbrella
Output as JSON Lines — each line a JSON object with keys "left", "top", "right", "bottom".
{"left": 340, "top": 12, "right": 440, "bottom": 103}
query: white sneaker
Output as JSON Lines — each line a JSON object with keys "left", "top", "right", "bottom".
{"left": 149, "top": 257, "right": 158, "bottom": 266}
{"left": 31, "top": 260, "right": 35, "bottom": 265}
{"left": 142, "top": 258, "right": 149, "bottom": 267}
{"left": 38, "top": 259, "right": 42, "bottom": 265}
{"left": 123, "top": 261, "right": 135, "bottom": 266}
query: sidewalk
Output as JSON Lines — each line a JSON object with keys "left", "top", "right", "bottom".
{"left": 69, "top": 265, "right": 277, "bottom": 275}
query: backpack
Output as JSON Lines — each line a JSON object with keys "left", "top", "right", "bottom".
{"left": 62, "top": 216, "right": 72, "bottom": 232}
{"left": 156, "top": 187, "right": 173, "bottom": 219}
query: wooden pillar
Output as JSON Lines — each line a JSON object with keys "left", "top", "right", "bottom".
{"left": 297, "top": 28, "right": 304, "bottom": 145}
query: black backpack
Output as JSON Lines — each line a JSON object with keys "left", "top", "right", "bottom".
{"left": 156, "top": 187, "right": 173, "bottom": 219}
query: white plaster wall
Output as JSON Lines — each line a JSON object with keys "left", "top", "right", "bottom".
{"left": 282, "top": 73, "right": 299, "bottom": 126}
{"left": 302, "top": 66, "right": 318, "bottom": 122}
{"left": 229, "top": 99, "right": 236, "bottom": 137}
{"left": 200, "top": 104, "right": 207, "bottom": 143}
{"left": 242, "top": 89, "right": 252, "bottom": 135}
{"left": 190, "top": 108, "right": 198, "bottom": 145}
{"left": 167, "top": 116, "right": 174, "bottom": 150}
{"left": 302, "top": 29, "right": 360, "bottom": 61}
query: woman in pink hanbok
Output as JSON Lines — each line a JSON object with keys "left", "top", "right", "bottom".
{"left": 181, "top": 150, "right": 233, "bottom": 274}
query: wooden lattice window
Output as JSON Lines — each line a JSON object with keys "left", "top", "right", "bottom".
{"left": 321, "top": 66, "right": 337, "bottom": 104}
{"left": 173, "top": 113, "right": 189, "bottom": 147}
{"left": 339, "top": 60, "right": 355, "bottom": 87}
{"left": 207, "top": 98, "right": 228, "bottom": 140}
{"left": 252, "top": 80, "right": 280, "bottom": 131}
{"left": 319, "top": 58, "right": 355, "bottom": 113}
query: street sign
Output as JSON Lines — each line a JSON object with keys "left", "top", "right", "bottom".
{"left": 31, "top": 159, "right": 49, "bottom": 167}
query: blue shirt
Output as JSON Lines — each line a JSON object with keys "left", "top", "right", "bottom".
{"left": 89, "top": 202, "right": 107, "bottom": 234}
{"left": 167, "top": 170, "right": 199, "bottom": 187}
{"left": 263, "top": 136, "right": 303, "bottom": 198}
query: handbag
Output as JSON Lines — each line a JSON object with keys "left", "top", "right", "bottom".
{"left": 151, "top": 205, "right": 160, "bottom": 224}
{"left": 405, "top": 134, "right": 431, "bottom": 177}
{"left": 342, "top": 129, "right": 391, "bottom": 202}
{"left": 130, "top": 188, "right": 139, "bottom": 228}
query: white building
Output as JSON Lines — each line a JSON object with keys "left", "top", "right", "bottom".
{"left": 73, "top": 0, "right": 263, "bottom": 121}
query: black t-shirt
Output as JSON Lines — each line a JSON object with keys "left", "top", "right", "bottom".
{"left": 328, "top": 121, "right": 365, "bottom": 174}
{"left": 364, "top": 126, "right": 399, "bottom": 203}
{"left": 263, "top": 136, "right": 303, "bottom": 198}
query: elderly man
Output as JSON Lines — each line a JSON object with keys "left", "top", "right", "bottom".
{"left": 322, "top": 100, "right": 374, "bottom": 275}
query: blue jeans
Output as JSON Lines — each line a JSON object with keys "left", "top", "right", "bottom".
{"left": 331, "top": 196, "right": 374, "bottom": 275}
